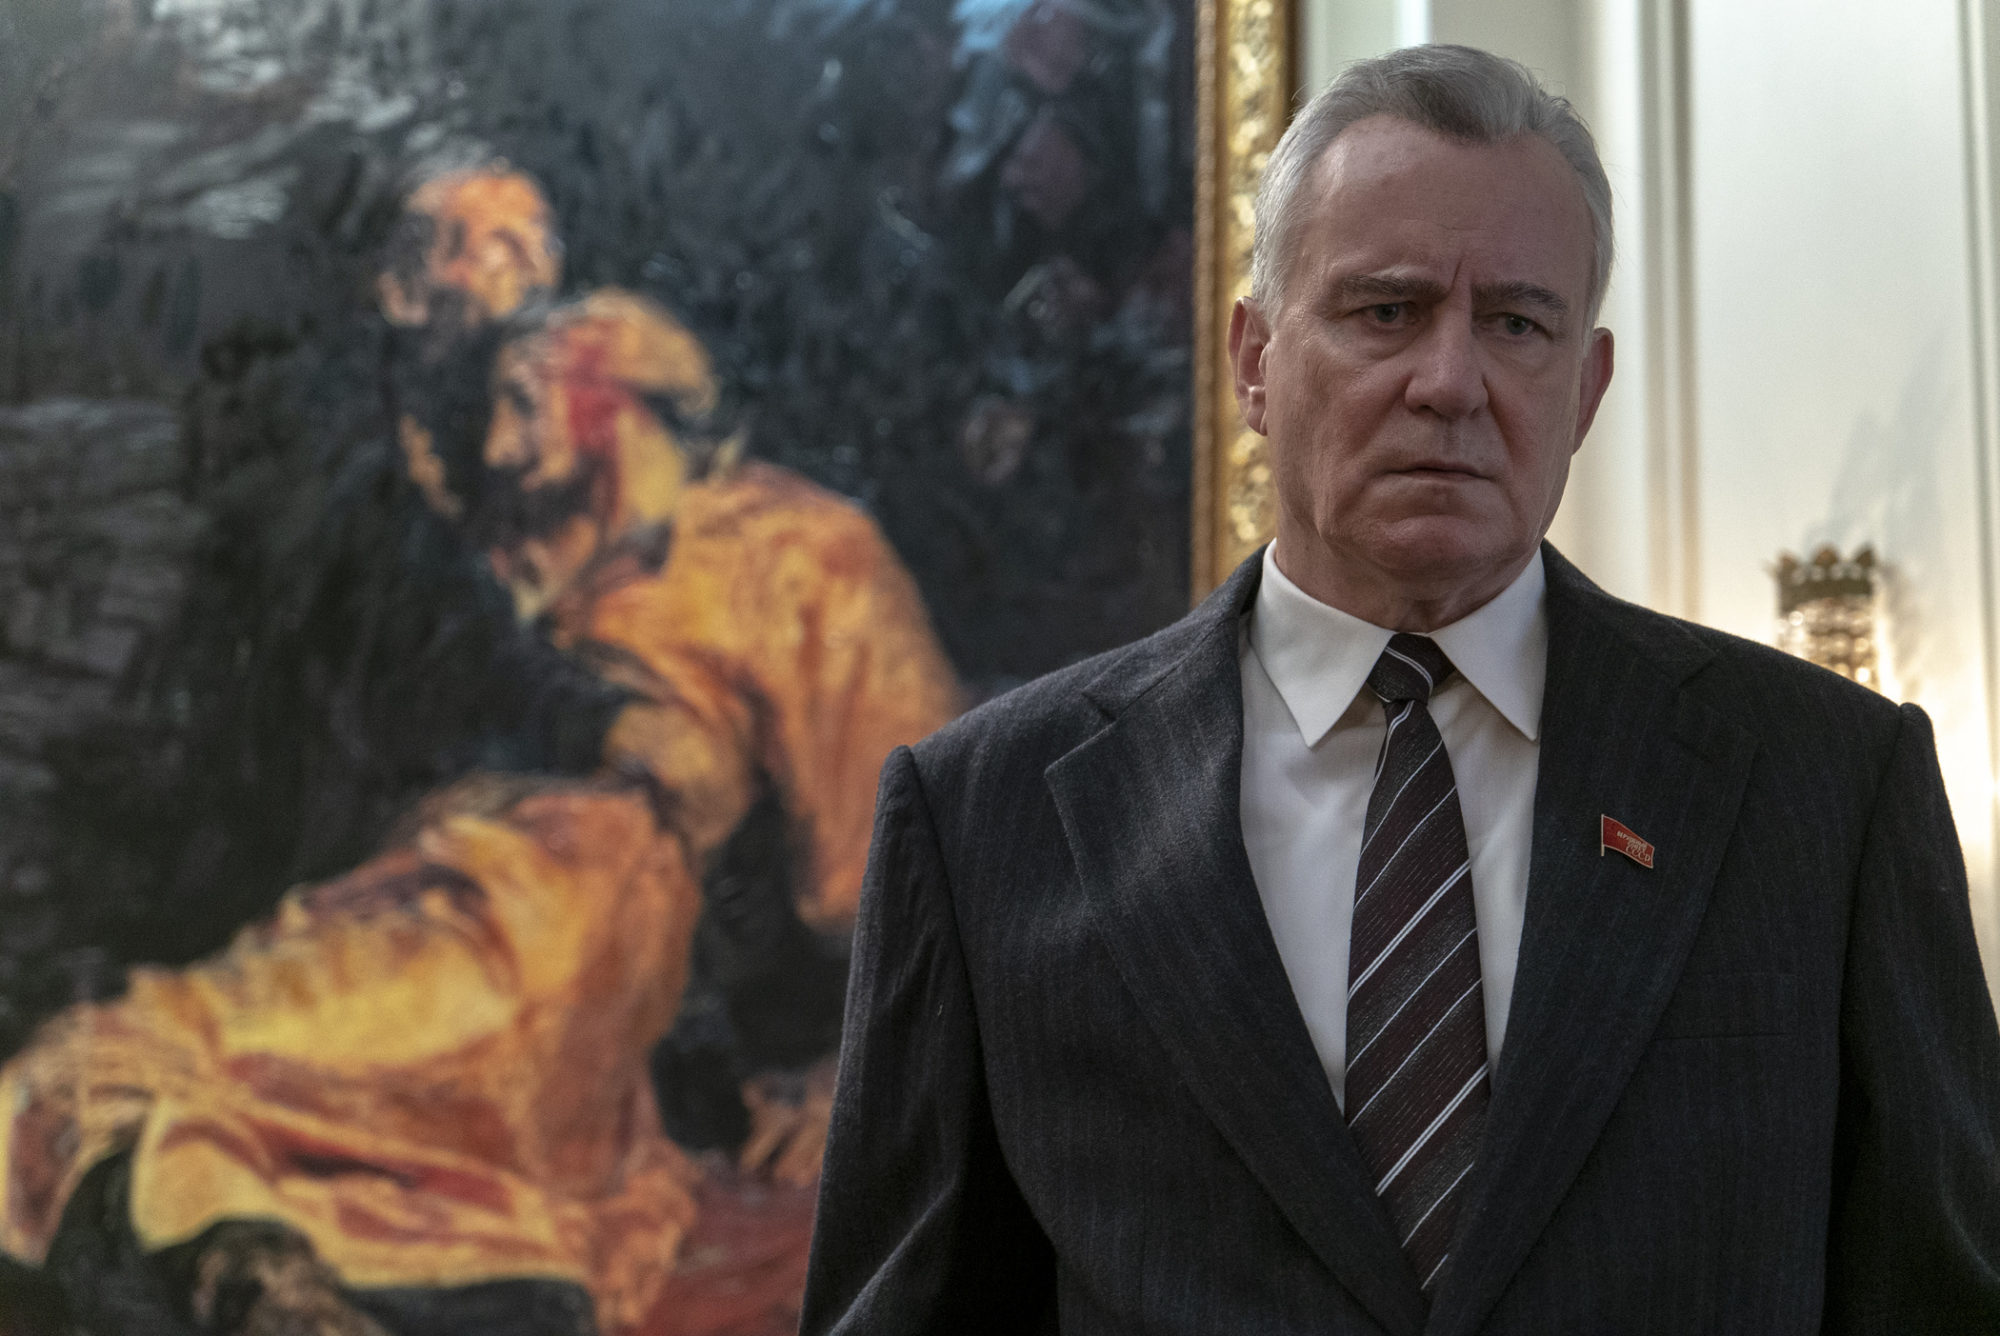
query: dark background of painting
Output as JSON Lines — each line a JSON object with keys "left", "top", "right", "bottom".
{"left": 0, "top": 0, "right": 1193, "bottom": 1061}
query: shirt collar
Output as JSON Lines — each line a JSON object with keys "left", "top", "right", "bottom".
{"left": 1247, "top": 544, "right": 1547, "bottom": 746}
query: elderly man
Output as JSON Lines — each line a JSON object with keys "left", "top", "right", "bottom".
{"left": 803, "top": 44, "right": 2000, "bottom": 1334}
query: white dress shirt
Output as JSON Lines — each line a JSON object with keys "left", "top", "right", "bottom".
{"left": 1239, "top": 544, "right": 1547, "bottom": 1110}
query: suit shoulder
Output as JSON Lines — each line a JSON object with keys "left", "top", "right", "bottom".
{"left": 912, "top": 606, "right": 1214, "bottom": 790}
{"left": 1583, "top": 592, "right": 1904, "bottom": 753}
{"left": 1698, "top": 621, "right": 1896, "bottom": 724}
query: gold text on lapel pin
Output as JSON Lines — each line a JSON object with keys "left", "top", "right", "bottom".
{"left": 1600, "top": 816, "right": 1655, "bottom": 869}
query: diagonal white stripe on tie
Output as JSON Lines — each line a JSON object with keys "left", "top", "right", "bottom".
{"left": 1347, "top": 863, "right": 1471, "bottom": 1000}
{"left": 1375, "top": 1065, "right": 1487, "bottom": 1194}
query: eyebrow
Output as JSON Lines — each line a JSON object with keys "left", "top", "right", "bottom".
{"left": 1328, "top": 273, "right": 1449, "bottom": 306}
{"left": 1327, "top": 273, "right": 1572, "bottom": 321}
{"left": 1472, "top": 280, "right": 1570, "bottom": 319}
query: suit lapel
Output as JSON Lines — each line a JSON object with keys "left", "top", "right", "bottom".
{"left": 1425, "top": 550, "right": 1758, "bottom": 1336}
{"left": 1046, "top": 558, "right": 1429, "bottom": 1336}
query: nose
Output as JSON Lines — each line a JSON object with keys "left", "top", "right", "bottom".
{"left": 1403, "top": 312, "right": 1488, "bottom": 421}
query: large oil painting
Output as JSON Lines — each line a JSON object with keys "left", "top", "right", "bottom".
{"left": 0, "top": 1, "right": 1195, "bottom": 1331}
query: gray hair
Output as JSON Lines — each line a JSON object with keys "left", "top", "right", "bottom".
{"left": 1250, "top": 44, "right": 1614, "bottom": 324}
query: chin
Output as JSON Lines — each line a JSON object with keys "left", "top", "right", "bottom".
{"left": 1352, "top": 519, "right": 1523, "bottom": 587}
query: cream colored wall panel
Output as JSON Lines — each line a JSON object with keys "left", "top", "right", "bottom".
{"left": 1300, "top": 0, "right": 1401, "bottom": 94}
{"left": 1537, "top": 0, "right": 1658, "bottom": 608}
{"left": 1688, "top": 0, "right": 1998, "bottom": 988}
{"left": 1431, "top": 0, "right": 1580, "bottom": 91}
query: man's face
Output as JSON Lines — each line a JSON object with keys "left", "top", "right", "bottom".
{"left": 478, "top": 341, "right": 608, "bottom": 618}
{"left": 378, "top": 171, "right": 560, "bottom": 340}
{"left": 1232, "top": 115, "right": 1613, "bottom": 622}
{"left": 478, "top": 325, "right": 696, "bottom": 621}
{"left": 486, "top": 342, "right": 580, "bottom": 494}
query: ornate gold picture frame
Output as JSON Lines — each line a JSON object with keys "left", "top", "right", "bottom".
{"left": 1192, "top": 0, "right": 1294, "bottom": 596}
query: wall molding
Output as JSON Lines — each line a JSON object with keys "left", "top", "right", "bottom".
{"left": 1637, "top": 0, "right": 1700, "bottom": 620}
{"left": 1958, "top": 0, "right": 2000, "bottom": 959}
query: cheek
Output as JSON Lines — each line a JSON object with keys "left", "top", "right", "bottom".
{"left": 1491, "top": 381, "right": 1583, "bottom": 511}
{"left": 1261, "top": 341, "right": 1326, "bottom": 450}
{"left": 1266, "top": 351, "right": 1389, "bottom": 485}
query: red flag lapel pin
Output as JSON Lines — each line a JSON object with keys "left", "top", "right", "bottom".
{"left": 1600, "top": 815, "right": 1655, "bottom": 869}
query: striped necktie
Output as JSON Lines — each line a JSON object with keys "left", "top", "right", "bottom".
{"left": 1345, "top": 633, "right": 1490, "bottom": 1294}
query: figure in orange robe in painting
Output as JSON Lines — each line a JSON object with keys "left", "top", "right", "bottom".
{"left": 0, "top": 172, "right": 961, "bottom": 1335}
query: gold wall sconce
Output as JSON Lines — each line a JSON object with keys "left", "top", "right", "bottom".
{"left": 1774, "top": 546, "right": 1882, "bottom": 692}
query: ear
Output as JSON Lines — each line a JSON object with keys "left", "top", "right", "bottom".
{"left": 1571, "top": 326, "right": 1615, "bottom": 451}
{"left": 1229, "top": 298, "right": 1273, "bottom": 436}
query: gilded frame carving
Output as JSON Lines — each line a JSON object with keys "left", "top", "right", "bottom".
{"left": 1191, "top": 0, "right": 1293, "bottom": 597}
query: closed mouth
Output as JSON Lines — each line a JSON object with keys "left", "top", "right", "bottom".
{"left": 1393, "top": 464, "right": 1484, "bottom": 479}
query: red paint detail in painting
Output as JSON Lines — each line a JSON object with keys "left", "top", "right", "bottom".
{"left": 562, "top": 342, "right": 627, "bottom": 466}
{"left": 641, "top": 1165, "right": 819, "bottom": 1336}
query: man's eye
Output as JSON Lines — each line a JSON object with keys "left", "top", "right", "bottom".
{"left": 1501, "top": 314, "right": 1538, "bottom": 337}
{"left": 1367, "top": 303, "right": 1406, "bottom": 324}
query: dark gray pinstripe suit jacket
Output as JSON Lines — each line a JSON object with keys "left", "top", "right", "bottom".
{"left": 800, "top": 546, "right": 2000, "bottom": 1335}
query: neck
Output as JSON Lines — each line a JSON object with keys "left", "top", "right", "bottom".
{"left": 1270, "top": 535, "right": 1534, "bottom": 632}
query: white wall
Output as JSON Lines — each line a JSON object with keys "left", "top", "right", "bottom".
{"left": 1300, "top": 0, "right": 1429, "bottom": 90}
{"left": 1684, "top": 0, "right": 1997, "bottom": 991}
